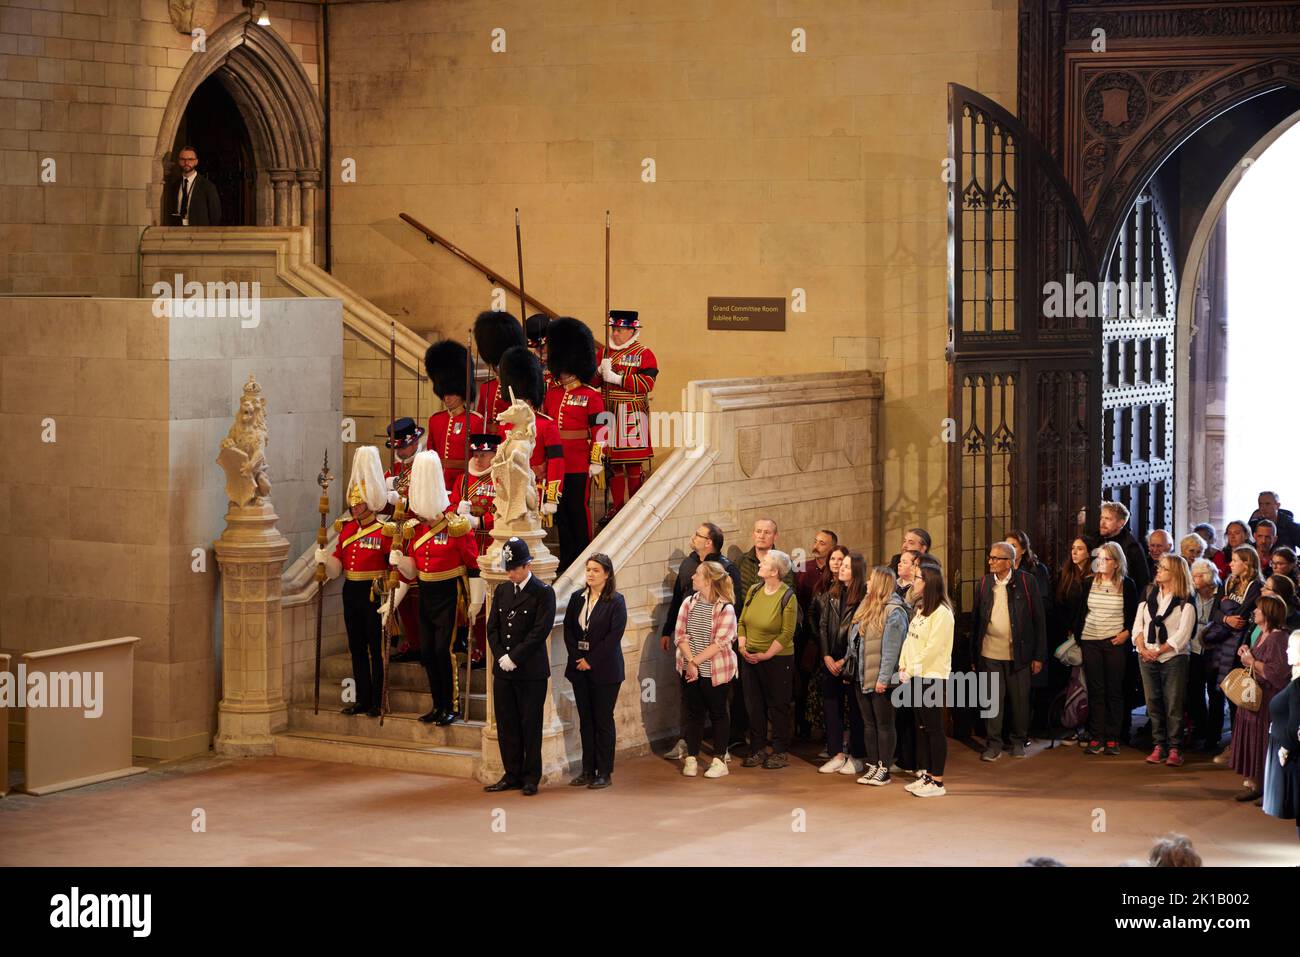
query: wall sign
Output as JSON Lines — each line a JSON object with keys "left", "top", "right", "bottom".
{"left": 707, "top": 297, "right": 786, "bottom": 332}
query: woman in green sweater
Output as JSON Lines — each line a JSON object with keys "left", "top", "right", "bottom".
{"left": 739, "top": 549, "right": 799, "bottom": 768}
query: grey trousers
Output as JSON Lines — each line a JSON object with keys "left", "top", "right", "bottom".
{"left": 980, "top": 656, "right": 1031, "bottom": 745}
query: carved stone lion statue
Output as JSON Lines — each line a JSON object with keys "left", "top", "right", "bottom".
{"left": 217, "top": 373, "right": 272, "bottom": 507}
{"left": 491, "top": 399, "right": 538, "bottom": 527}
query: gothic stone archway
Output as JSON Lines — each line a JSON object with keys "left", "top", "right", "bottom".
{"left": 154, "top": 16, "right": 323, "bottom": 240}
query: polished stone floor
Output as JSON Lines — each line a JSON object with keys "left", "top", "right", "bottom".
{"left": 3, "top": 736, "right": 1297, "bottom": 867}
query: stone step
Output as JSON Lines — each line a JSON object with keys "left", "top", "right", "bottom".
{"left": 274, "top": 730, "right": 479, "bottom": 779}
{"left": 318, "top": 652, "right": 488, "bottom": 694}
{"left": 296, "top": 682, "right": 488, "bottom": 723}
{"left": 286, "top": 704, "right": 485, "bottom": 749}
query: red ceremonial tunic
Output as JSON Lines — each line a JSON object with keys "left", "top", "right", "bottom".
{"left": 426, "top": 408, "right": 484, "bottom": 491}
{"left": 543, "top": 381, "right": 607, "bottom": 475}
{"left": 333, "top": 519, "right": 394, "bottom": 581}
{"left": 400, "top": 513, "right": 480, "bottom": 583}
{"left": 475, "top": 378, "right": 513, "bottom": 428}
{"left": 595, "top": 341, "right": 657, "bottom": 464}
{"left": 449, "top": 469, "right": 496, "bottom": 555}
{"left": 384, "top": 455, "right": 415, "bottom": 510}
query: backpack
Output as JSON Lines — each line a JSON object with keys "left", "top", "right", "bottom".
{"left": 744, "top": 582, "right": 802, "bottom": 640}
{"left": 1050, "top": 665, "right": 1089, "bottom": 732}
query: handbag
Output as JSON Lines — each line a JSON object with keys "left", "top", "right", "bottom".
{"left": 1220, "top": 667, "right": 1262, "bottom": 712}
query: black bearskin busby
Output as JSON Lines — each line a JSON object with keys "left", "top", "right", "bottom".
{"left": 545, "top": 316, "right": 597, "bottom": 383}
{"left": 525, "top": 312, "right": 550, "bottom": 346}
{"left": 496, "top": 345, "right": 546, "bottom": 410}
{"left": 473, "top": 311, "right": 525, "bottom": 367}
{"left": 424, "top": 339, "right": 476, "bottom": 404}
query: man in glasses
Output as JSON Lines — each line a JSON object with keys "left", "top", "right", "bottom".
{"left": 971, "top": 540, "right": 1045, "bottom": 761}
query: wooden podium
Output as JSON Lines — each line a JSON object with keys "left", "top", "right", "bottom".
{"left": 20, "top": 637, "right": 146, "bottom": 795}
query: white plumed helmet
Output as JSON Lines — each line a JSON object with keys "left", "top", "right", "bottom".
{"left": 408, "top": 450, "right": 450, "bottom": 519}
{"left": 346, "top": 446, "right": 388, "bottom": 513}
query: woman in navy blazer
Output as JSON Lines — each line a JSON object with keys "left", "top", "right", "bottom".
{"left": 563, "top": 553, "right": 627, "bottom": 789}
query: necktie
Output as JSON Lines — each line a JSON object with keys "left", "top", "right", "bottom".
{"left": 514, "top": 585, "right": 521, "bottom": 598}
{"left": 180, "top": 177, "right": 191, "bottom": 218}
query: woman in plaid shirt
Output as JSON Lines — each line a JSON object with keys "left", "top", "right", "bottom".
{"left": 674, "top": 561, "right": 739, "bottom": 779}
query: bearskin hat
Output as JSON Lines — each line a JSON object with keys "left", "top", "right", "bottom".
{"left": 545, "top": 316, "right": 597, "bottom": 383}
{"left": 473, "top": 311, "right": 525, "bottom": 366}
{"left": 423, "top": 339, "right": 476, "bottom": 404}
{"left": 496, "top": 345, "right": 546, "bottom": 410}
{"left": 525, "top": 312, "right": 550, "bottom": 346}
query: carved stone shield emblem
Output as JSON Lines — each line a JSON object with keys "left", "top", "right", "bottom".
{"left": 792, "top": 420, "right": 815, "bottom": 472}
{"left": 736, "top": 427, "right": 761, "bottom": 478}
{"left": 841, "top": 417, "right": 865, "bottom": 467}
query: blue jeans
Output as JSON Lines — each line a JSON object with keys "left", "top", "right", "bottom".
{"left": 1138, "top": 654, "right": 1189, "bottom": 750}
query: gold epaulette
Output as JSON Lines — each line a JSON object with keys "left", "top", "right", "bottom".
{"left": 333, "top": 517, "right": 346, "bottom": 533}
{"left": 445, "top": 513, "right": 471, "bottom": 537}
{"left": 381, "top": 522, "right": 398, "bottom": 538}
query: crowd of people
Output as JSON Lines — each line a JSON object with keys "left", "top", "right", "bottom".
{"left": 648, "top": 496, "right": 1300, "bottom": 836}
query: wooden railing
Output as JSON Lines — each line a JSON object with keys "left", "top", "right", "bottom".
{"left": 399, "top": 212, "right": 559, "bottom": 319}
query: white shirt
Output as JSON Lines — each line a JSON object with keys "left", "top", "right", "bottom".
{"left": 580, "top": 587, "right": 599, "bottom": 629}
{"left": 176, "top": 170, "right": 197, "bottom": 225}
{"left": 512, "top": 571, "right": 532, "bottom": 597}
{"left": 1131, "top": 589, "right": 1196, "bottom": 662}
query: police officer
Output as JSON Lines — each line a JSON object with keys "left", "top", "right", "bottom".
{"left": 484, "top": 537, "right": 556, "bottom": 796}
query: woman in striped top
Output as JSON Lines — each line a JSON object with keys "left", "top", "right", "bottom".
{"left": 1073, "top": 541, "right": 1138, "bottom": 755}
{"left": 673, "top": 560, "right": 739, "bottom": 779}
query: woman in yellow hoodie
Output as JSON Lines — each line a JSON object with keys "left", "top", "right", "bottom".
{"left": 897, "top": 564, "right": 955, "bottom": 797}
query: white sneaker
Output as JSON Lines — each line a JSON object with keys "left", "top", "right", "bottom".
{"left": 666, "top": 738, "right": 687, "bottom": 760}
{"left": 816, "top": 748, "right": 829, "bottom": 759}
{"left": 839, "top": 757, "right": 864, "bottom": 776}
{"left": 904, "top": 772, "right": 932, "bottom": 794}
{"left": 682, "top": 756, "right": 698, "bottom": 777}
{"left": 704, "top": 757, "right": 729, "bottom": 778}
{"left": 819, "top": 753, "right": 847, "bottom": 774}
{"left": 912, "top": 777, "right": 946, "bottom": 798}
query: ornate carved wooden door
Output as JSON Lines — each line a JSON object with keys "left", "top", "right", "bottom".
{"left": 947, "top": 84, "right": 1101, "bottom": 615}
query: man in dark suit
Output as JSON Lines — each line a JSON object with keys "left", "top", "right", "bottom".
{"left": 484, "top": 537, "right": 555, "bottom": 796}
{"left": 163, "top": 146, "right": 221, "bottom": 226}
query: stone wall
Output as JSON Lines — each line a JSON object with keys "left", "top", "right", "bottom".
{"left": 327, "top": 0, "right": 1020, "bottom": 565}
{"left": 0, "top": 0, "right": 322, "bottom": 296}
{"left": 0, "top": 295, "right": 342, "bottom": 759}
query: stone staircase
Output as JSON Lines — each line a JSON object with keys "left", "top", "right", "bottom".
{"left": 274, "top": 651, "right": 488, "bottom": 778}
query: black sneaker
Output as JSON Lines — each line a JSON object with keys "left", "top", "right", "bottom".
{"left": 763, "top": 752, "right": 789, "bottom": 769}
{"left": 1083, "top": 739, "right": 1104, "bottom": 755}
{"left": 1104, "top": 741, "right": 1121, "bottom": 756}
{"left": 742, "top": 752, "right": 766, "bottom": 768}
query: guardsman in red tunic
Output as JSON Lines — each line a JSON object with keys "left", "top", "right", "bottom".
{"left": 383, "top": 416, "right": 424, "bottom": 663}
{"left": 526, "top": 313, "right": 556, "bottom": 394}
{"left": 450, "top": 433, "right": 499, "bottom": 665}
{"left": 497, "top": 345, "right": 565, "bottom": 527}
{"left": 542, "top": 317, "right": 606, "bottom": 574}
{"left": 424, "top": 339, "right": 483, "bottom": 493}
{"left": 395, "top": 450, "right": 483, "bottom": 725}
{"left": 595, "top": 309, "right": 657, "bottom": 521}
{"left": 314, "top": 446, "right": 392, "bottom": 718}
{"left": 473, "top": 310, "right": 526, "bottom": 425}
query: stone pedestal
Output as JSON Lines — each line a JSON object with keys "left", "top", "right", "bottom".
{"left": 476, "top": 516, "right": 562, "bottom": 783}
{"left": 214, "top": 501, "right": 292, "bottom": 756}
